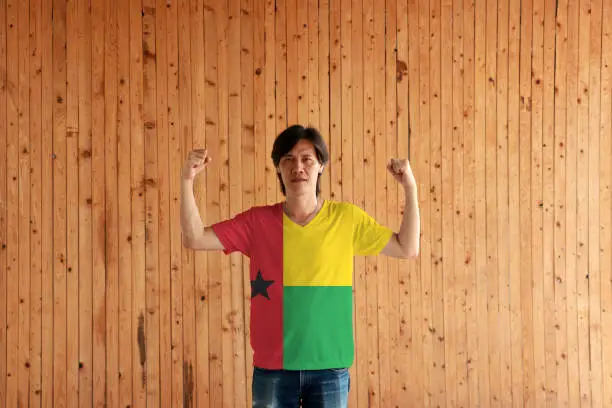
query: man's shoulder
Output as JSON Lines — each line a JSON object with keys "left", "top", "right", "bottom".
{"left": 323, "top": 200, "right": 362, "bottom": 219}
{"left": 240, "top": 202, "right": 283, "bottom": 219}
{"left": 324, "top": 199, "right": 360, "bottom": 212}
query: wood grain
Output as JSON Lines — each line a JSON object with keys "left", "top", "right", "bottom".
{"left": 1, "top": 1, "right": 609, "bottom": 406}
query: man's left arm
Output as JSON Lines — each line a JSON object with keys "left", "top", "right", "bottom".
{"left": 381, "top": 159, "right": 420, "bottom": 259}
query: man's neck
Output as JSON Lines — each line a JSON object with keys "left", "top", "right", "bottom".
{"left": 283, "top": 194, "right": 320, "bottom": 223}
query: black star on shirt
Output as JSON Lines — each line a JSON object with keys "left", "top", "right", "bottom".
{"left": 251, "top": 271, "right": 274, "bottom": 300}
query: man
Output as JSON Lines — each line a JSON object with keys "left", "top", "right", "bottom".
{"left": 180, "top": 125, "right": 420, "bottom": 408}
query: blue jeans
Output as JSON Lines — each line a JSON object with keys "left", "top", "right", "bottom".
{"left": 252, "top": 367, "right": 350, "bottom": 408}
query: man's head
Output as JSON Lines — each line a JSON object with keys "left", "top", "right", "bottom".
{"left": 271, "top": 125, "right": 329, "bottom": 197}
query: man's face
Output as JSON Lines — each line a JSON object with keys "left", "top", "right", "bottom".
{"left": 277, "top": 139, "right": 323, "bottom": 196}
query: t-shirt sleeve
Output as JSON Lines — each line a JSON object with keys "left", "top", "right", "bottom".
{"left": 210, "top": 208, "right": 253, "bottom": 257}
{"left": 352, "top": 204, "right": 394, "bottom": 256}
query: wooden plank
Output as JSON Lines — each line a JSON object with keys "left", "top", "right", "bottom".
{"left": 296, "top": 0, "right": 308, "bottom": 123}
{"left": 274, "top": 0, "right": 287, "bottom": 209}
{"left": 28, "top": 0, "right": 43, "bottom": 405}
{"left": 541, "top": 0, "right": 558, "bottom": 404}
{"left": 104, "top": 0, "right": 120, "bottom": 405}
{"left": 519, "top": 0, "right": 536, "bottom": 403}
{"left": 384, "top": 1, "right": 400, "bottom": 406}
{"left": 5, "top": 0, "right": 19, "bottom": 404}
{"left": 451, "top": 0, "right": 467, "bottom": 405}
{"left": 411, "top": 0, "right": 429, "bottom": 405}
{"left": 253, "top": 0, "right": 266, "bottom": 209}
{"left": 343, "top": 0, "right": 360, "bottom": 405}
{"left": 485, "top": 0, "right": 502, "bottom": 404}
{"left": 340, "top": 0, "right": 353, "bottom": 209}
{"left": 441, "top": 0, "right": 457, "bottom": 404}
{"left": 0, "top": 0, "right": 7, "bottom": 401}
{"left": 142, "top": 0, "right": 160, "bottom": 405}
{"left": 285, "top": 0, "right": 297, "bottom": 124}
{"left": 308, "top": 0, "right": 319, "bottom": 130}
{"left": 227, "top": 0, "right": 247, "bottom": 404}
{"left": 373, "top": 0, "right": 389, "bottom": 403}
{"left": 473, "top": 0, "right": 491, "bottom": 404}
{"left": 426, "top": 0, "right": 440, "bottom": 406}
{"left": 329, "top": 0, "right": 341, "bottom": 205}
{"left": 384, "top": 0, "right": 398, "bottom": 406}
{"left": 4, "top": 0, "right": 18, "bottom": 405}
{"left": 395, "top": 0, "right": 411, "bottom": 404}
{"left": 264, "top": 0, "right": 277, "bottom": 204}
{"left": 461, "top": 0, "right": 478, "bottom": 405}
{"left": 154, "top": 0, "right": 171, "bottom": 405}
{"left": 165, "top": 0, "right": 185, "bottom": 405}
{"left": 215, "top": 0, "right": 234, "bottom": 407}
{"left": 0, "top": 0, "right": 6, "bottom": 400}
{"left": 507, "top": 0, "right": 523, "bottom": 405}
{"left": 129, "top": 0, "right": 146, "bottom": 404}
{"left": 117, "top": 0, "right": 133, "bottom": 405}
{"left": 184, "top": 0, "right": 203, "bottom": 405}
{"left": 77, "top": 0, "right": 93, "bottom": 405}
{"left": 495, "top": 0, "right": 512, "bottom": 405}
{"left": 587, "top": 1, "right": 603, "bottom": 406}
{"left": 240, "top": 0, "right": 256, "bottom": 401}
{"left": 318, "top": 0, "right": 330, "bottom": 201}
{"left": 65, "top": 0, "right": 80, "bottom": 404}
{"left": 564, "top": 0, "right": 580, "bottom": 403}
{"left": 372, "top": 0, "right": 390, "bottom": 405}
{"left": 51, "top": 0, "right": 68, "bottom": 405}
{"left": 576, "top": 0, "right": 592, "bottom": 404}
{"left": 553, "top": 0, "right": 569, "bottom": 403}
{"left": 599, "top": 0, "right": 612, "bottom": 404}
{"left": 530, "top": 0, "right": 546, "bottom": 404}
{"left": 91, "top": 0, "right": 107, "bottom": 405}
{"left": 40, "top": 0, "right": 54, "bottom": 405}
{"left": 274, "top": 0, "right": 288, "bottom": 166}
{"left": 350, "top": 0, "right": 364, "bottom": 404}
{"left": 507, "top": 0, "right": 522, "bottom": 406}
{"left": 219, "top": 58, "right": 233, "bottom": 408}
{"left": 362, "top": 0, "right": 380, "bottom": 405}
{"left": 17, "top": 0, "right": 31, "bottom": 405}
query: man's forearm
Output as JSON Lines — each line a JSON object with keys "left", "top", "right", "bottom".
{"left": 398, "top": 184, "right": 420, "bottom": 257}
{"left": 180, "top": 179, "right": 205, "bottom": 243}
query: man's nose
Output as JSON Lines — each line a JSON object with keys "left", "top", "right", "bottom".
{"left": 291, "top": 161, "right": 304, "bottom": 173}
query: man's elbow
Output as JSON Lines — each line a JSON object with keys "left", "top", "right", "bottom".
{"left": 399, "top": 244, "right": 419, "bottom": 259}
{"left": 386, "top": 234, "right": 419, "bottom": 259}
{"left": 182, "top": 236, "right": 200, "bottom": 249}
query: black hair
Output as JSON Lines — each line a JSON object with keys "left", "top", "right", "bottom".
{"left": 271, "top": 125, "right": 330, "bottom": 196}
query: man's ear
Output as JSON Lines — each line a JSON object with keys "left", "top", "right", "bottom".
{"left": 319, "top": 165, "right": 324, "bottom": 174}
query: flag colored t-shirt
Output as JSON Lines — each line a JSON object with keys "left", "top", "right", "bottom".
{"left": 211, "top": 200, "right": 393, "bottom": 370}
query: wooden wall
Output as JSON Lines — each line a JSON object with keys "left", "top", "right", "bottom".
{"left": 1, "top": 0, "right": 611, "bottom": 407}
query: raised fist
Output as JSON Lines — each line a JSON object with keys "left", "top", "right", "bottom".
{"left": 182, "top": 149, "right": 211, "bottom": 181}
{"left": 387, "top": 158, "right": 416, "bottom": 189}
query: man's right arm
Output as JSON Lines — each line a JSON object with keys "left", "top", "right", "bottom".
{"left": 180, "top": 179, "right": 225, "bottom": 251}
